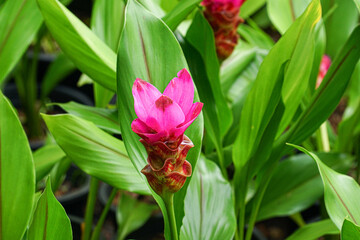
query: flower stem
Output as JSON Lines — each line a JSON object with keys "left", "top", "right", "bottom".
{"left": 163, "top": 193, "right": 178, "bottom": 240}
{"left": 83, "top": 178, "right": 99, "bottom": 240}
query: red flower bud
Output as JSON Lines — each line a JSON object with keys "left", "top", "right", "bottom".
{"left": 141, "top": 136, "right": 193, "bottom": 196}
{"left": 202, "top": 0, "right": 246, "bottom": 60}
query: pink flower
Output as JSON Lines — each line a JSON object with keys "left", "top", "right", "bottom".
{"left": 316, "top": 55, "right": 331, "bottom": 89}
{"left": 131, "top": 68, "right": 203, "bottom": 196}
{"left": 131, "top": 68, "right": 203, "bottom": 146}
{"left": 202, "top": 0, "right": 246, "bottom": 8}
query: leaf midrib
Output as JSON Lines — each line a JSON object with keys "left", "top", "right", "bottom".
{"left": 323, "top": 171, "right": 358, "bottom": 225}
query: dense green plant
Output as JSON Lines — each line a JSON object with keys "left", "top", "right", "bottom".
{"left": 1, "top": 0, "right": 360, "bottom": 239}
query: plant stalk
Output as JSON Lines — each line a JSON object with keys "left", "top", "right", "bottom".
{"left": 245, "top": 161, "right": 277, "bottom": 240}
{"left": 163, "top": 193, "right": 178, "bottom": 240}
{"left": 26, "top": 33, "right": 42, "bottom": 138}
{"left": 91, "top": 188, "right": 118, "bottom": 240}
{"left": 83, "top": 178, "right": 100, "bottom": 240}
{"left": 316, "top": 122, "right": 330, "bottom": 152}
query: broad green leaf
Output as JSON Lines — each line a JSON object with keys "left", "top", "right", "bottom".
{"left": 41, "top": 53, "right": 76, "bottom": 99}
{"left": 33, "top": 144, "right": 66, "bottom": 182}
{"left": 0, "top": 91, "right": 35, "bottom": 239}
{"left": 258, "top": 153, "right": 352, "bottom": 221}
{"left": 180, "top": 157, "right": 236, "bottom": 240}
{"left": 267, "top": 0, "right": 312, "bottom": 34}
{"left": 237, "top": 21, "right": 274, "bottom": 50}
{"left": 117, "top": 0, "right": 203, "bottom": 236}
{"left": 0, "top": 0, "right": 43, "bottom": 83}
{"left": 28, "top": 179, "right": 72, "bottom": 240}
{"left": 56, "top": 101, "right": 120, "bottom": 135}
{"left": 286, "top": 26, "right": 360, "bottom": 144}
{"left": 240, "top": 0, "right": 266, "bottom": 19}
{"left": 116, "top": 193, "right": 158, "bottom": 240}
{"left": 220, "top": 44, "right": 257, "bottom": 95}
{"left": 42, "top": 114, "right": 149, "bottom": 194}
{"left": 163, "top": 0, "right": 201, "bottom": 31}
{"left": 286, "top": 219, "right": 339, "bottom": 240}
{"left": 289, "top": 144, "right": 360, "bottom": 229}
{"left": 341, "top": 219, "right": 360, "bottom": 240}
{"left": 186, "top": 11, "right": 232, "bottom": 138}
{"left": 353, "top": 0, "right": 360, "bottom": 12}
{"left": 232, "top": 0, "right": 320, "bottom": 170}
{"left": 37, "top": 0, "right": 117, "bottom": 91}
{"left": 91, "top": 0, "right": 125, "bottom": 107}
{"left": 322, "top": 0, "right": 358, "bottom": 58}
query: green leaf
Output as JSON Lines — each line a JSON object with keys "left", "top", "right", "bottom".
{"left": 267, "top": 0, "right": 312, "bottom": 34}
{"left": 56, "top": 101, "right": 121, "bottom": 135}
{"left": 322, "top": 0, "right": 358, "bottom": 58}
{"left": 33, "top": 144, "right": 66, "bottom": 182}
{"left": 0, "top": 0, "right": 43, "bottom": 83}
{"left": 287, "top": 25, "right": 360, "bottom": 144}
{"left": 116, "top": 193, "right": 158, "bottom": 240}
{"left": 41, "top": 53, "right": 76, "bottom": 99}
{"left": 28, "top": 178, "right": 72, "bottom": 240}
{"left": 42, "top": 114, "right": 149, "bottom": 194}
{"left": 37, "top": 0, "right": 117, "bottom": 91}
{"left": 163, "top": 0, "right": 201, "bottom": 31}
{"left": 232, "top": 0, "right": 320, "bottom": 170}
{"left": 286, "top": 219, "right": 339, "bottom": 240}
{"left": 91, "top": 0, "right": 125, "bottom": 107}
{"left": 341, "top": 219, "right": 360, "bottom": 240}
{"left": 240, "top": 0, "right": 266, "bottom": 19}
{"left": 336, "top": 99, "right": 360, "bottom": 153}
{"left": 258, "top": 153, "right": 352, "bottom": 221}
{"left": 353, "top": 0, "right": 360, "bottom": 12}
{"left": 186, "top": 11, "right": 232, "bottom": 138}
{"left": 180, "top": 157, "right": 236, "bottom": 240}
{"left": 116, "top": 0, "right": 203, "bottom": 236}
{"left": 289, "top": 144, "right": 360, "bottom": 229}
{"left": 0, "top": 91, "right": 35, "bottom": 239}
{"left": 237, "top": 22, "right": 274, "bottom": 50}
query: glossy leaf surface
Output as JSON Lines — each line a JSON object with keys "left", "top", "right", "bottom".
{"left": 37, "top": 0, "right": 116, "bottom": 91}
{"left": 258, "top": 153, "right": 352, "bottom": 220}
{"left": 290, "top": 144, "right": 360, "bottom": 229}
{"left": 286, "top": 219, "right": 338, "bottom": 240}
{"left": 180, "top": 157, "right": 236, "bottom": 240}
{"left": 0, "top": 91, "right": 35, "bottom": 239}
{"left": 0, "top": 0, "right": 43, "bottom": 83}
{"left": 42, "top": 114, "right": 149, "bottom": 194}
{"left": 341, "top": 219, "right": 360, "bottom": 240}
{"left": 57, "top": 101, "right": 120, "bottom": 135}
{"left": 163, "top": 0, "right": 201, "bottom": 31}
{"left": 267, "top": 0, "right": 311, "bottom": 34}
{"left": 116, "top": 0, "right": 203, "bottom": 235}
{"left": 28, "top": 179, "right": 72, "bottom": 240}
{"left": 33, "top": 144, "right": 66, "bottom": 182}
{"left": 233, "top": 0, "right": 320, "bottom": 170}
{"left": 287, "top": 26, "right": 360, "bottom": 144}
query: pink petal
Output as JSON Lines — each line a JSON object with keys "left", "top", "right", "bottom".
{"left": 132, "top": 78, "right": 162, "bottom": 122}
{"left": 175, "top": 102, "right": 203, "bottom": 135}
{"left": 163, "top": 68, "right": 194, "bottom": 116}
{"left": 145, "top": 95, "right": 185, "bottom": 133}
{"left": 131, "top": 118, "right": 155, "bottom": 135}
{"left": 132, "top": 119, "right": 167, "bottom": 143}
